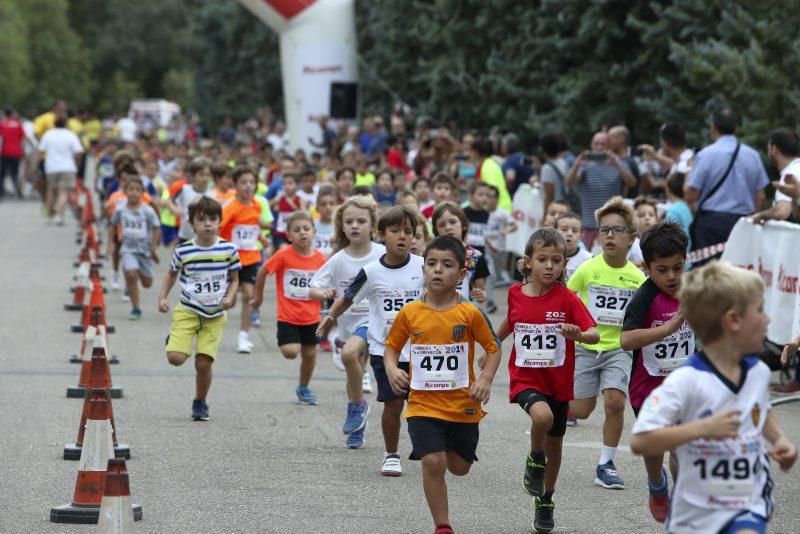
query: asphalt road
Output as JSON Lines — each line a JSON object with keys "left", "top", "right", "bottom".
{"left": 1, "top": 199, "right": 799, "bottom": 534}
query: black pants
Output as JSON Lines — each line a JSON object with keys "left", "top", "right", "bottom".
{"left": 0, "top": 156, "right": 22, "bottom": 197}
{"left": 691, "top": 210, "right": 742, "bottom": 267}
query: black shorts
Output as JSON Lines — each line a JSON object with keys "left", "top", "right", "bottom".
{"left": 276, "top": 321, "right": 319, "bottom": 346}
{"left": 239, "top": 264, "right": 259, "bottom": 285}
{"left": 514, "top": 389, "right": 569, "bottom": 438}
{"left": 407, "top": 417, "right": 479, "bottom": 463}
{"left": 370, "top": 354, "right": 409, "bottom": 402}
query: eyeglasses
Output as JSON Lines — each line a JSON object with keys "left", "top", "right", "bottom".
{"left": 598, "top": 226, "right": 629, "bottom": 235}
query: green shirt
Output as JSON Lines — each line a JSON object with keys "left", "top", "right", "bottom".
{"left": 480, "top": 157, "right": 512, "bottom": 212}
{"left": 567, "top": 254, "right": 645, "bottom": 351}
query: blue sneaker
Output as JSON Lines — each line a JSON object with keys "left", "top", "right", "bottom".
{"left": 342, "top": 401, "right": 369, "bottom": 434}
{"left": 191, "top": 399, "right": 209, "bottom": 421}
{"left": 296, "top": 385, "right": 318, "bottom": 405}
{"left": 250, "top": 308, "right": 261, "bottom": 327}
{"left": 347, "top": 422, "right": 366, "bottom": 449}
{"left": 594, "top": 461, "right": 625, "bottom": 489}
{"left": 128, "top": 308, "right": 142, "bottom": 320}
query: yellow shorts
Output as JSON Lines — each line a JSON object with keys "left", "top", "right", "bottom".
{"left": 165, "top": 307, "right": 227, "bottom": 360}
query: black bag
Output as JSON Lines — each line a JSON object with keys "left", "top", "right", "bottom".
{"left": 688, "top": 142, "right": 741, "bottom": 243}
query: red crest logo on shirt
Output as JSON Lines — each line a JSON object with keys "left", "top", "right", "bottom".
{"left": 751, "top": 403, "right": 761, "bottom": 426}
{"left": 452, "top": 324, "right": 466, "bottom": 342}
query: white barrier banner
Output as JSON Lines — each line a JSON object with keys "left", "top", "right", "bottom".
{"left": 721, "top": 219, "right": 800, "bottom": 344}
{"left": 506, "top": 184, "right": 544, "bottom": 257}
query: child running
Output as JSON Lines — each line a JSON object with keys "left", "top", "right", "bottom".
{"left": 158, "top": 197, "right": 240, "bottom": 421}
{"left": 494, "top": 228, "right": 598, "bottom": 533}
{"left": 311, "top": 196, "right": 384, "bottom": 448}
{"left": 252, "top": 211, "right": 327, "bottom": 404}
{"left": 567, "top": 196, "right": 646, "bottom": 489}
{"left": 631, "top": 261, "right": 797, "bottom": 533}
{"left": 432, "top": 201, "right": 489, "bottom": 305}
{"left": 384, "top": 235, "right": 502, "bottom": 534}
{"left": 555, "top": 212, "right": 592, "bottom": 281}
{"left": 107, "top": 175, "right": 161, "bottom": 320}
{"left": 620, "top": 222, "right": 692, "bottom": 523}
{"left": 219, "top": 165, "right": 265, "bottom": 354}
{"left": 320, "top": 206, "right": 424, "bottom": 475}
{"left": 171, "top": 157, "right": 211, "bottom": 243}
{"left": 313, "top": 186, "right": 338, "bottom": 257}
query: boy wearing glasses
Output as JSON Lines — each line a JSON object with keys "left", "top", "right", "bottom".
{"left": 567, "top": 197, "right": 646, "bottom": 490}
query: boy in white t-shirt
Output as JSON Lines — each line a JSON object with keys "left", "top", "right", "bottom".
{"left": 556, "top": 212, "right": 592, "bottom": 281}
{"left": 170, "top": 157, "right": 211, "bottom": 242}
{"left": 631, "top": 262, "right": 796, "bottom": 533}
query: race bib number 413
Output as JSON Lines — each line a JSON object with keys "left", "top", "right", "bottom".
{"left": 514, "top": 323, "right": 566, "bottom": 368}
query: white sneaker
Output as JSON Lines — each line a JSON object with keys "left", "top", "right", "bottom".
{"left": 362, "top": 369, "right": 373, "bottom": 393}
{"left": 111, "top": 272, "right": 120, "bottom": 291}
{"left": 237, "top": 338, "right": 253, "bottom": 353}
{"left": 121, "top": 290, "right": 130, "bottom": 302}
{"left": 381, "top": 453, "right": 402, "bottom": 477}
{"left": 331, "top": 338, "right": 346, "bottom": 371}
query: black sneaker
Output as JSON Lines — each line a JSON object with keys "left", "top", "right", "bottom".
{"left": 192, "top": 399, "right": 209, "bottom": 421}
{"left": 531, "top": 496, "right": 555, "bottom": 533}
{"left": 523, "top": 452, "right": 546, "bottom": 496}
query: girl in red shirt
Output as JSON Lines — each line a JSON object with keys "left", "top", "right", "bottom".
{"left": 494, "top": 228, "right": 598, "bottom": 533}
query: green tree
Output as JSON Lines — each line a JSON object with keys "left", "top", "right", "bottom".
{"left": 0, "top": 0, "right": 32, "bottom": 109}
{"left": 17, "top": 0, "right": 93, "bottom": 114}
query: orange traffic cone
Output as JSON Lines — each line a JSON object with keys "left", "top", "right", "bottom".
{"left": 67, "top": 325, "right": 122, "bottom": 399}
{"left": 97, "top": 459, "right": 142, "bottom": 530}
{"left": 65, "top": 261, "right": 92, "bottom": 311}
{"left": 72, "top": 283, "right": 115, "bottom": 334}
{"left": 51, "top": 390, "right": 141, "bottom": 523}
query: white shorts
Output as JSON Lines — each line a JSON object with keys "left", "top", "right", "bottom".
{"left": 121, "top": 252, "right": 153, "bottom": 279}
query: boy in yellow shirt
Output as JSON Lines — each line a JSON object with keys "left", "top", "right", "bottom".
{"left": 385, "top": 235, "right": 502, "bottom": 534}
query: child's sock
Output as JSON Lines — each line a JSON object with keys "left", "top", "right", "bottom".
{"left": 599, "top": 445, "right": 617, "bottom": 465}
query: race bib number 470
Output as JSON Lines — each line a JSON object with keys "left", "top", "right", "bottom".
{"left": 410, "top": 343, "right": 469, "bottom": 391}
{"left": 588, "top": 285, "right": 635, "bottom": 326}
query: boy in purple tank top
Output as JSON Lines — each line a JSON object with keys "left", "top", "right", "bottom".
{"left": 621, "top": 222, "right": 692, "bottom": 524}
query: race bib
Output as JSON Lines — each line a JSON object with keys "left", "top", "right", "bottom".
{"left": 190, "top": 271, "right": 227, "bottom": 307}
{"left": 588, "top": 285, "right": 635, "bottom": 326}
{"left": 378, "top": 288, "right": 421, "bottom": 334}
{"left": 685, "top": 433, "right": 761, "bottom": 510}
{"left": 232, "top": 224, "right": 259, "bottom": 251}
{"left": 284, "top": 269, "right": 314, "bottom": 300}
{"left": 121, "top": 215, "right": 147, "bottom": 240}
{"left": 513, "top": 323, "right": 566, "bottom": 368}
{"left": 410, "top": 343, "right": 469, "bottom": 391}
{"left": 313, "top": 234, "right": 332, "bottom": 255}
{"left": 276, "top": 212, "right": 288, "bottom": 233}
{"left": 642, "top": 322, "right": 695, "bottom": 376}
{"left": 466, "top": 223, "right": 488, "bottom": 246}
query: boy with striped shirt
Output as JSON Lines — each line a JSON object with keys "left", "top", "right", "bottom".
{"left": 158, "top": 197, "right": 241, "bottom": 421}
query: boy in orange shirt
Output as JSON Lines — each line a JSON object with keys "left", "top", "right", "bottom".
{"left": 385, "top": 235, "right": 502, "bottom": 534}
{"left": 252, "top": 211, "right": 327, "bottom": 404}
{"left": 220, "top": 165, "right": 267, "bottom": 353}
{"left": 210, "top": 161, "right": 235, "bottom": 207}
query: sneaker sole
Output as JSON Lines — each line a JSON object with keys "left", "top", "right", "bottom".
{"left": 343, "top": 404, "right": 370, "bottom": 434}
{"left": 381, "top": 470, "right": 402, "bottom": 477}
{"left": 192, "top": 416, "right": 209, "bottom": 421}
{"left": 347, "top": 422, "right": 367, "bottom": 449}
{"left": 531, "top": 523, "right": 554, "bottom": 533}
{"left": 594, "top": 477, "right": 625, "bottom": 489}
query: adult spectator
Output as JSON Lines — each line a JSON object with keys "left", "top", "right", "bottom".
{"left": 34, "top": 100, "right": 66, "bottom": 140}
{"left": 638, "top": 122, "right": 693, "bottom": 194}
{"left": 38, "top": 116, "right": 83, "bottom": 225}
{"left": 0, "top": 108, "right": 29, "bottom": 199}
{"left": 607, "top": 125, "right": 640, "bottom": 197}
{"left": 501, "top": 132, "right": 534, "bottom": 197}
{"left": 116, "top": 115, "right": 138, "bottom": 143}
{"left": 474, "top": 136, "right": 512, "bottom": 211}
{"left": 752, "top": 127, "right": 800, "bottom": 224}
{"left": 308, "top": 115, "right": 336, "bottom": 156}
{"left": 685, "top": 108, "right": 768, "bottom": 258}
{"left": 539, "top": 132, "right": 569, "bottom": 212}
{"left": 267, "top": 120, "right": 289, "bottom": 152}
{"left": 565, "top": 131, "right": 637, "bottom": 248}
{"left": 359, "top": 117, "right": 375, "bottom": 154}
{"left": 365, "top": 116, "right": 388, "bottom": 163}
{"left": 217, "top": 117, "right": 236, "bottom": 146}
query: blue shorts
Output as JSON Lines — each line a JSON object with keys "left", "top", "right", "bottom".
{"left": 353, "top": 325, "right": 368, "bottom": 344}
{"left": 161, "top": 225, "right": 178, "bottom": 246}
{"left": 370, "top": 354, "right": 409, "bottom": 402}
{"left": 719, "top": 512, "right": 767, "bottom": 534}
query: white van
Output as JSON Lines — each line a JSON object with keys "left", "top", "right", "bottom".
{"left": 128, "top": 99, "right": 181, "bottom": 129}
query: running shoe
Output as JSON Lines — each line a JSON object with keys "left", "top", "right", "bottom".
{"left": 296, "top": 385, "right": 318, "bottom": 405}
{"left": 434, "top": 524, "right": 454, "bottom": 534}
{"left": 251, "top": 308, "right": 261, "bottom": 327}
{"left": 191, "top": 399, "right": 209, "bottom": 421}
{"left": 347, "top": 423, "right": 366, "bottom": 449}
{"left": 111, "top": 273, "right": 120, "bottom": 291}
{"left": 523, "top": 452, "right": 546, "bottom": 496}
{"left": 362, "top": 369, "right": 373, "bottom": 394}
{"left": 595, "top": 461, "right": 625, "bottom": 489}
{"left": 381, "top": 453, "right": 402, "bottom": 477}
{"left": 128, "top": 308, "right": 142, "bottom": 321}
{"left": 531, "top": 495, "right": 555, "bottom": 533}
{"left": 237, "top": 332, "right": 253, "bottom": 354}
{"left": 319, "top": 338, "right": 332, "bottom": 352}
{"left": 342, "top": 401, "right": 369, "bottom": 434}
{"left": 772, "top": 380, "right": 800, "bottom": 395}
{"left": 121, "top": 290, "right": 130, "bottom": 302}
{"left": 648, "top": 465, "right": 669, "bottom": 523}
